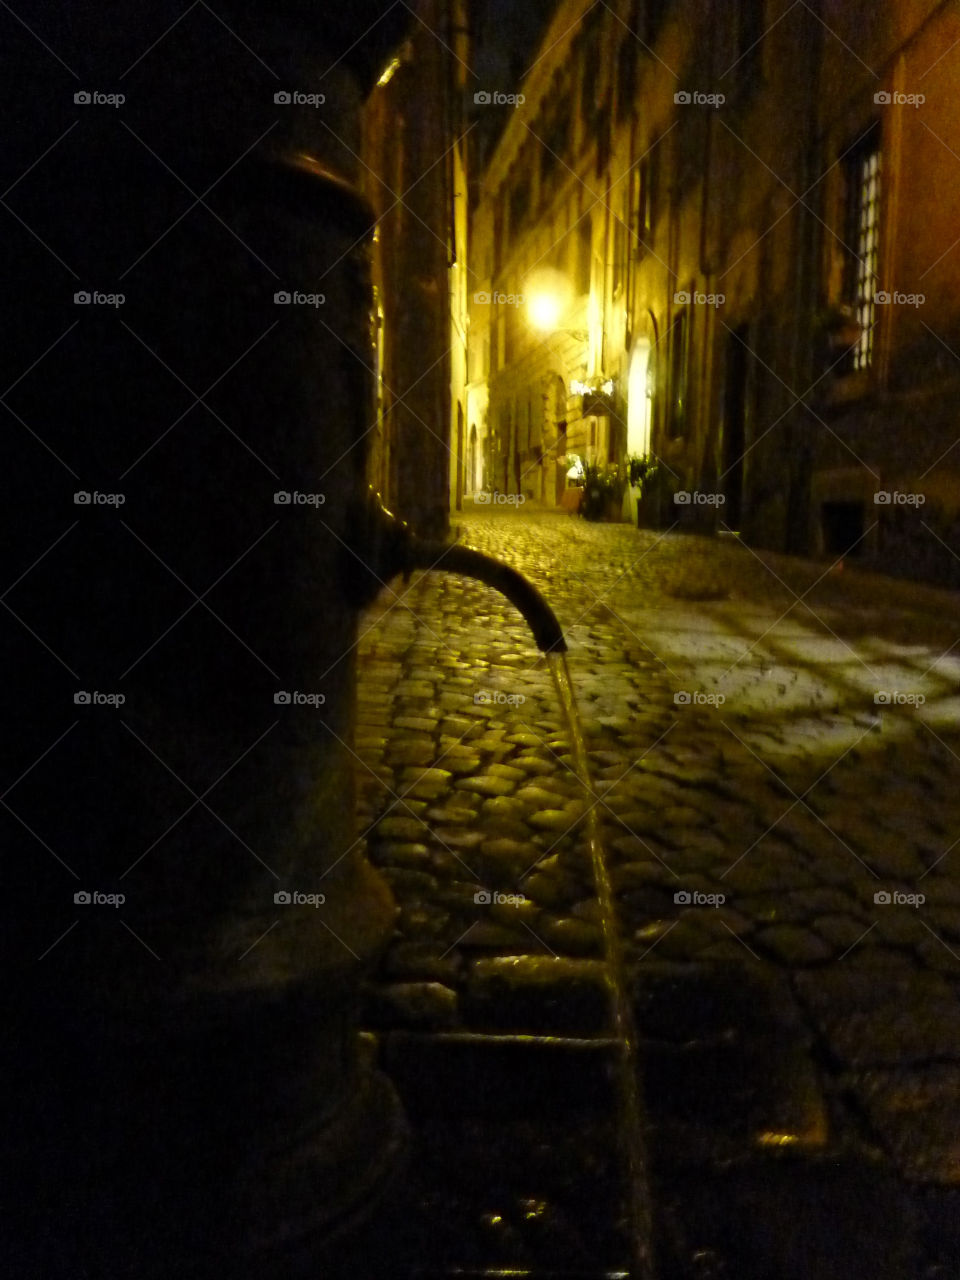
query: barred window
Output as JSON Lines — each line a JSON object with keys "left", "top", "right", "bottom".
{"left": 843, "top": 126, "right": 881, "bottom": 372}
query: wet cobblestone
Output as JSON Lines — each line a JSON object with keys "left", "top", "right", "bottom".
{"left": 357, "top": 507, "right": 960, "bottom": 1187}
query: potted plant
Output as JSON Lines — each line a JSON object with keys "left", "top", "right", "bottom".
{"left": 635, "top": 458, "right": 677, "bottom": 529}
{"left": 580, "top": 464, "right": 625, "bottom": 521}
{"left": 622, "top": 454, "right": 651, "bottom": 523}
{"left": 560, "top": 453, "right": 585, "bottom": 512}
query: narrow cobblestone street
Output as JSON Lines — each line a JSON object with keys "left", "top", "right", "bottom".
{"left": 354, "top": 505, "right": 960, "bottom": 1272}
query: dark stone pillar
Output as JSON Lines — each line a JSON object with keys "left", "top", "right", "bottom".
{"left": 3, "top": 5, "right": 404, "bottom": 1274}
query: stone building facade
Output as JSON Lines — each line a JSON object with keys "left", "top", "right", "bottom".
{"left": 468, "top": 0, "right": 960, "bottom": 582}
{"left": 362, "top": 0, "right": 471, "bottom": 535}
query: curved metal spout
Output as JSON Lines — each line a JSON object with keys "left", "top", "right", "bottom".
{"left": 344, "top": 491, "right": 567, "bottom": 653}
{"left": 411, "top": 540, "right": 567, "bottom": 653}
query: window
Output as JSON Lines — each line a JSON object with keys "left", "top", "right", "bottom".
{"left": 644, "top": 0, "right": 668, "bottom": 45}
{"left": 613, "top": 200, "right": 628, "bottom": 297}
{"left": 630, "top": 137, "right": 660, "bottom": 256}
{"left": 842, "top": 125, "right": 881, "bottom": 372}
{"left": 737, "top": 0, "right": 764, "bottom": 68}
{"left": 616, "top": 32, "right": 637, "bottom": 122}
{"left": 504, "top": 300, "right": 521, "bottom": 365}
{"left": 579, "top": 5, "right": 607, "bottom": 164}
{"left": 577, "top": 217, "right": 592, "bottom": 295}
{"left": 581, "top": 12, "right": 602, "bottom": 120}
{"left": 641, "top": 144, "right": 657, "bottom": 238}
{"left": 541, "top": 94, "right": 571, "bottom": 190}
{"left": 597, "top": 110, "right": 611, "bottom": 177}
{"left": 668, "top": 310, "right": 688, "bottom": 438}
{"left": 509, "top": 171, "right": 530, "bottom": 239}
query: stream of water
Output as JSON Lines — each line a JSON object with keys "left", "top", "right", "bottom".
{"left": 547, "top": 651, "right": 656, "bottom": 1280}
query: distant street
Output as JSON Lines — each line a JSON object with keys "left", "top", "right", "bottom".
{"left": 357, "top": 505, "right": 960, "bottom": 1192}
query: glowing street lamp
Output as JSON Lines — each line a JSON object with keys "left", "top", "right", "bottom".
{"left": 528, "top": 289, "right": 563, "bottom": 331}
{"left": 525, "top": 267, "right": 582, "bottom": 336}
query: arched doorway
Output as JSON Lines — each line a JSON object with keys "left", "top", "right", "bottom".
{"left": 543, "top": 373, "right": 567, "bottom": 506}
{"left": 455, "top": 402, "right": 464, "bottom": 511}
{"left": 500, "top": 405, "right": 512, "bottom": 496}
{"left": 627, "top": 338, "right": 653, "bottom": 458}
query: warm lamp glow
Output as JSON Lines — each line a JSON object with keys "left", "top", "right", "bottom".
{"left": 528, "top": 291, "right": 562, "bottom": 331}
{"left": 524, "top": 268, "right": 575, "bottom": 333}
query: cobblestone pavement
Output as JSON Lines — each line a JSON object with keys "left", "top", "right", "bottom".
{"left": 355, "top": 505, "right": 960, "bottom": 1197}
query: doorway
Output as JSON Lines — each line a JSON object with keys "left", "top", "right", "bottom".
{"left": 627, "top": 339, "right": 652, "bottom": 458}
{"left": 722, "top": 325, "right": 749, "bottom": 530}
{"left": 455, "top": 403, "right": 464, "bottom": 511}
